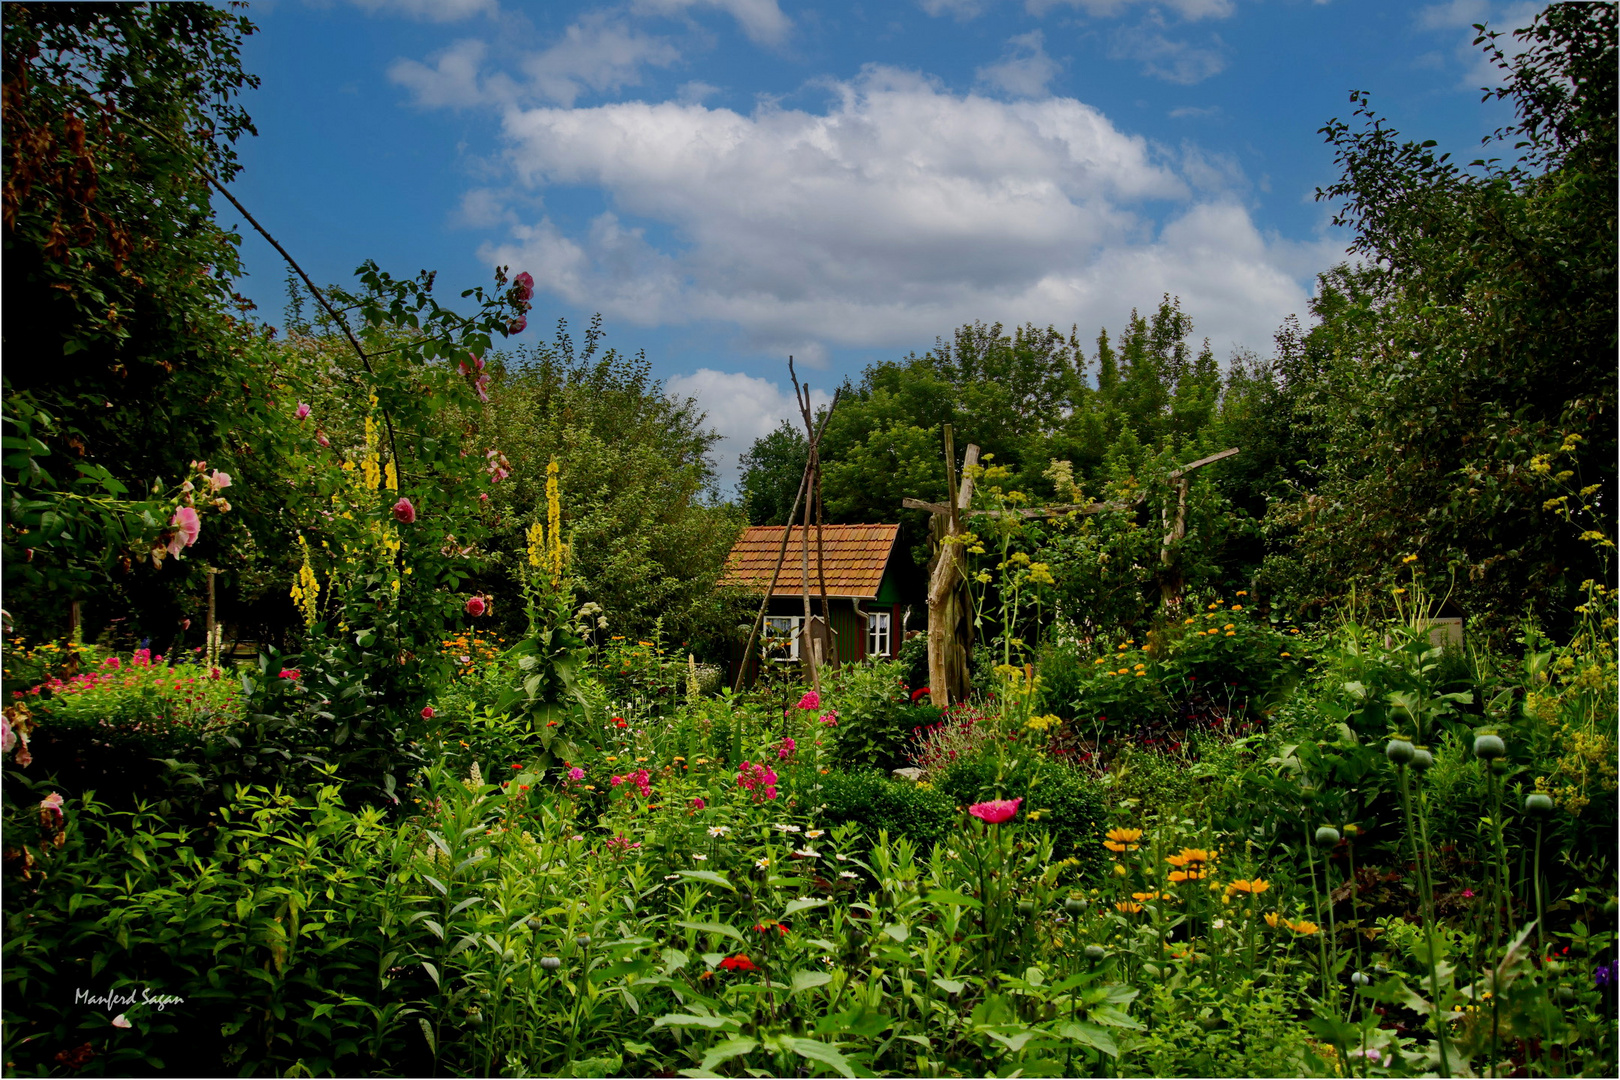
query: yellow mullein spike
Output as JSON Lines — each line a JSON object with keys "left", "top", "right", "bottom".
{"left": 526, "top": 519, "right": 546, "bottom": 571}
{"left": 385, "top": 458, "right": 398, "bottom": 492}
{"left": 290, "top": 535, "right": 321, "bottom": 629}
{"left": 546, "top": 458, "right": 563, "bottom": 584}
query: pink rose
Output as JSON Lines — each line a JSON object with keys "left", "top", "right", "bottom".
{"left": 392, "top": 497, "right": 416, "bottom": 524}
{"left": 295, "top": 402, "right": 311, "bottom": 421}
{"left": 967, "top": 798, "right": 1022, "bottom": 824}
{"left": 508, "top": 315, "right": 527, "bottom": 335}
{"left": 421, "top": 706, "right": 435, "bottom": 720}
{"left": 315, "top": 430, "right": 331, "bottom": 448}
{"left": 465, "top": 596, "right": 487, "bottom": 617}
{"left": 475, "top": 373, "right": 491, "bottom": 403}
{"left": 514, "top": 272, "right": 534, "bottom": 301}
{"left": 208, "top": 470, "right": 231, "bottom": 492}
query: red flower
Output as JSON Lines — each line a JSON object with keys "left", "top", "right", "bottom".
{"left": 392, "top": 497, "right": 417, "bottom": 524}
{"left": 278, "top": 669, "right": 301, "bottom": 680}
{"left": 421, "top": 706, "right": 435, "bottom": 719}
{"left": 911, "top": 686, "right": 931, "bottom": 702}
{"left": 719, "top": 954, "right": 757, "bottom": 972}
{"left": 465, "top": 596, "right": 487, "bottom": 617}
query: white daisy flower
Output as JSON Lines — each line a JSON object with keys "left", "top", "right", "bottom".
{"left": 755, "top": 857, "right": 770, "bottom": 869}
{"left": 805, "top": 829, "right": 825, "bottom": 839}
{"left": 707, "top": 826, "right": 730, "bottom": 837}
{"left": 795, "top": 848, "right": 819, "bottom": 858}
{"left": 692, "top": 853, "right": 707, "bottom": 861}
{"left": 839, "top": 870, "right": 858, "bottom": 879}
{"left": 774, "top": 824, "right": 802, "bottom": 833}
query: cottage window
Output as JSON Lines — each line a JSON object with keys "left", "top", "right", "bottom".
{"left": 761, "top": 616, "right": 801, "bottom": 660}
{"left": 865, "top": 610, "right": 892, "bottom": 659}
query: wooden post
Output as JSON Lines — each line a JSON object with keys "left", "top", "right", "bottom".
{"left": 925, "top": 437, "right": 979, "bottom": 708}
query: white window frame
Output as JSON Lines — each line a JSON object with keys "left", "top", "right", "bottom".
{"left": 865, "top": 610, "right": 892, "bottom": 659}
{"left": 761, "top": 615, "right": 802, "bottom": 661}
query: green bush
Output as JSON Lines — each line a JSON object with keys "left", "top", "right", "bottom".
{"left": 1027, "top": 766, "right": 1107, "bottom": 879}
{"left": 816, "top": 768, "right": 955, "bottom": 848}
{"left": 828, "top": 659, "right": 940, "bottom": 771}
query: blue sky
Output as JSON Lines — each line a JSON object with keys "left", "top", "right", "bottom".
{"left": 223, "top": 0, "right": 1543, "bottom": 486}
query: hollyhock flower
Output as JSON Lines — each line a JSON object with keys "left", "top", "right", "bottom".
{"left": 392, "top": 497, "right": 417, "bottom": 524}
{"left": 796, "top": 690, "right": 820, "bottom": 710}
{"left": 514, "top": 271, "right": 534, "bottom": 301}
{"left": 465, "top": 596, "right": 487, "bottom": 617}
{"left": 315, "top": 430, "right": 331, "bottom": 448}
{"left": 167, "top": 506, "right": 201, "bottom": 557}
{"left": 968, "top": 797, "right": 1022, "bottom": 824}
{"left": 421, "top": 706, "right": 435, "bottom": 720}
{"left": 295, "top": 402, "right": 311, "bottom": 420}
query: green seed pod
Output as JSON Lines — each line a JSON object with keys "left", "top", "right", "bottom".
{"left": 525, "top": 917, "right": 544, "bottom": 931}
{"left": 1385, "top": 739, "right": 1415, "bottom": 765}
{"left": 1084, "top": 944, "right": 1107, "bottom": 961}
{"left": 1017, "top": 899, "right": 1034, "bottom": 915}
{"left": 1410, "top": 748, "right": 1434, "bottom": 772}
{"left": 1064, "top": 897, "right": 1085, "bottom": 913}
{"left": 576, "top": 933, "right": 592, "bottom": 947}
{"left": 1473, "top": 734, "right": 1506, "bottom": 761}
{"left": 1524, "top": 793, "right": 1555, "bottom": 817}
{"left": 1315, "top": 825, "right": 1341, "bottom": 847}
{"left": 539, "top": 955, "right": 562, "bottom": 970}
{"left": 1351, "top": 971, "right": 1370, "bottom": 987}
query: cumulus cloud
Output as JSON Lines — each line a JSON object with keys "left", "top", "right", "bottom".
{"left": 477, "top": 66, "right": 1335, "bottom": 359}
{"left": 633, "top": 0, "right": 792, "bottom": 46}
{"left": 348, "top": 0, "right": 498, "bottom": 21}
{"left": 665, "top": 369, "right": 832, "bottom": 488}
{"left": 524, "top": 13, "right": 682, "bottom": 107}
{"left": 390, "top": 39, "right": 488, "bottom": 109}
{"left": 976, "top": 31, "right": 1061, "bottom": 98}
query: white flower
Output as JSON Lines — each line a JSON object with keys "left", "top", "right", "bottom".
{"left": 665, "top": 874, "right": 681, "bottom": 880}
{"left": 692, "top": 853, "right": 707, "bottom": 861}
{"left": 795, "top": 848, "right": 819, "bottom": 858}
{"left": 111, "top": 1014, "right": 131, "bottom": 1029}
{"left": 835, "top": 853, "right": 848, "bottom": 861}
{"left": 839, "top": 870, "right": 858, "bottom": 879}
{"left": 946, "top": 850, "right": 960, "bottom": 860}
{"left": 1213, "top": 918, "right": 1226, "bottom": 930}
{"left": 805, "top": 829, "right": 825, "bottom": 839}
{"left": 755, "top": 857, "right": 770, "bottom": 869}
{"left": 707, "top": 826, "right": 730, "bottom": 837}
{"left": 774, "top": 824, "right": 802, "bottom": 833}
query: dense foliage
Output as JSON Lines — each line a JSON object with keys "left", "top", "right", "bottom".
{"left": 1, "top": 6, "right": 1615, "bottom": 1079}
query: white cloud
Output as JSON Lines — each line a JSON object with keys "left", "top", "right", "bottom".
{"left": 665, "top": 369, "right": 832, "bottom": 488}
{"left": 477, "top": 66, "right": 1332, "bottom": 361}
{"left": 1418, "top": 0, "right": 1542, "bottom": 89}
{"left": 919, "top": 0, "right": 991, "bottom": 20}
{"left": 1029, "top": 0, "right": 1236, "bottom": 21}
{"left": 389, "top": 39, "right": 488, "bottom": 109}
{"left": 524, "top": 13, "right": 681, "bottom": 107}
{"left": 1109, "top": 24, "right": 1228, "bottom": 84}
{"left": 348, "top": 0, "right": 497, "bottom": 21}
{"left": 976, "top": 31, "right": 1061, "bottom": 98}
{"left": 451, "top": 187, "right": 518, "bottom": 228}
{"left": 632, "top": 0, "right": 792, "bottom": 45}
{"left": 1169, "top": 104, "right": 1221, "bottom": 119}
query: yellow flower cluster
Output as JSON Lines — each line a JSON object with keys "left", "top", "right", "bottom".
{"left": 290, "top": 535, "right": 321, "bottom": 629}
{"left": 1103, "top": 827, "right": 1143, "bottom": 853}
{"left": 545, "top": 458, "right": 564, "bottom": 584}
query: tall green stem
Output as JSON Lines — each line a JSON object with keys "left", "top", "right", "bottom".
{"left": 1401, "top": 766, "right": 1451, "bottom": 1078}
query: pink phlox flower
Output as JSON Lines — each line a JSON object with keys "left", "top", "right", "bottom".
{"left": 967, "top": 797, "right": 1022, "bottom": 824}
{"left": 777, "top": 736, "right": 797, "bottom": 760}
{"left": 392, "top": 497, "right": 417, "bottom": 524}
{"left": 818, "top": 710, "right": 838, "bottom": 727}
{"left": 279, "top": 669, "right": 301, "bottom": 680}
{"left": 295, "top": 402, "right": 311, "bottom": 421}
{"left": 796, "top": 691, "right": 821, "bottom": 710}
{"left": 690, "top": 797, "right": 705, "bottom": 810}
{"left": 568, "top": 767, "right": 585, "bottom": 781}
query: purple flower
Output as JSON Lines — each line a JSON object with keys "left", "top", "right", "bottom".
{"left": 1596, "top": 959, "right": 1618, "bottom": 992}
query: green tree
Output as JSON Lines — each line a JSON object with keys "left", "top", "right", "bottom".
{"left": 1267, "top": 5, "right": 1616, "bottom": 629}
{"left": 737, "top": 420, "right": 807, "bottom": 526}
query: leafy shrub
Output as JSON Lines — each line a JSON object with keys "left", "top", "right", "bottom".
{"left": 1027, "top": 766, "right": 1107, "bottom": 879}
{"left": 816, "top": 768, "right": 955, "bottom": 848}
{"left": 828, "top": 659, "right": 940, "bottom": 771}
{"left": 1162, "top": 595, "right": 1304, "bottom": 707}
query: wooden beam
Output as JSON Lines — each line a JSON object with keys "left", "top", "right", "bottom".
{"left": 1168, "top": 447, "right": 1239, "bottom": 480}
{"left": 904, "top": 496, "right": 1143, "bottom": 518}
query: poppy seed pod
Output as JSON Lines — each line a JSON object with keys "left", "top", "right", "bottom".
{"left": 1411, "top": 748, "right": 1434, "bottom": 773}
{"left": 1315, "top": 826, "right": 1341, "bottom": 847}
{"left": 539, "top": 956, "right": 561, "bottom": 970}
{"left": 1385, "top": 739, "right": 1415, "bottom": 765}
{"left": 1017, "top": 899, "right": 1035, "bottom": 915}
{"left": 1525, "top": 793, "right": 1555, "bottom": 817}
{"left": 575, "top": 933, "right": 591, "bottom": 947}
{"left": 1473, "top": 734, "right": 1507, "bottom": 761}
{"left": 1351, "top": 971, "right": 1371, "bottom": 987}
{"left": 1065, "top": 897, "right": 1085, "bottom": 913}
{"left": 1085, "top": 944, "right": 1107, "bottom": 961}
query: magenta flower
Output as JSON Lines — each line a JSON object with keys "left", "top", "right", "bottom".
{"left": 475, "top": 373, "right": 492, "bottom": 403}
{"left": 167, "top": 506, "right": 202, "bottom": 557}
{"left": 514, "top": 271, "right": 535, "bottom": 301}
{"left": 392, "top": 497, "right": 417, "bottom": 524}
{"left": 968, "top": 797, "right": 1022, "bottom": 824}
{"left": 295, "top": 402, "right": 311, "bottom": 421}
{"left": 421, "top": 706, "right": 435, "bottom": 720}
{"left": 778, "top": 736, "right": 797, "bottom": 760}
{"left": 465, "top": 596, "right": 487, "bottom": 617}
{"left": 0, "top": 717, "right": 11, "bottom": 754}
{"left": 796, "top": 690, "right": 821, "bottom": 710}
{"left": 568, "top": 767, "right": 586, "bottom": 781}
{"left": 279, "top": 669, "right": 301, "bottom": 680}
{"left": 690, "top": 797, "right": 705, "bottom": 810}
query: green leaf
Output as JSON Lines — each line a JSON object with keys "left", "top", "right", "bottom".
{"left": 1056, "top": 1021, "right": 1119, "bottom": 1057}
{"left": 782, "top": 1038, "right": 855, "bottom": 1078}
{"left": 925, "top": 889, "right": 982, "bottom": 909}
{"left": 673, "top": 870, "right": 737, "bottom": 893}
{"left": 653, "top": 1013, "right": 737, "bottom": 1030}
{"left": 783, "top": 896, "right": 827, "bottom": 918}
{"left": 790, "top": 969, "right": 833, "bottom": 995}
{"left": 675, "top": 920, "right": 748, "bottom": 945}
{"left": 698, "top": 1038, "right": 759, "bottom": 1072}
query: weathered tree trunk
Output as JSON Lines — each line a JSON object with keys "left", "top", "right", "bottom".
{"left": 927, "top": 437, "right": 979, "bottom": 708}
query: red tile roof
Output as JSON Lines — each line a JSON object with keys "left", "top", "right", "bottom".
{"left": 722, "top": 524, "right": 900, "bottom": 599}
